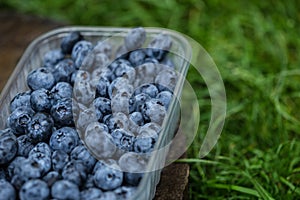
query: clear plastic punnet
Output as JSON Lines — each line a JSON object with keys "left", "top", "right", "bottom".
{"left": 0, "top": 26, "right": 192, "bottom": 200}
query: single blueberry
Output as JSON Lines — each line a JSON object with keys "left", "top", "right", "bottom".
{"left": 10, "top": 90, "right": 31, "bottom": 113}
{"left": 0, "top": 128, "right": 18, "bottom": 165}
{"left": 134, "top": 83, "right": 159, "bottom": 98}
{"left": 50, "top": 81, "right": 73, "bottom": 103}
{"left": 51, "top": 150, "right": 69, "bottom": 172}
{"left": 113, "top": 186, "right": 137, "bottom": 200}
{"left": 84, "top": 122, "right": 116, "bottom": 159}
{"left": 129, "top": 112, "right": 144, "bottom": 126}
{"left": 19, "top": 179, "right": 49, "bottom": 200}
{"left": 28, "top": 152, "right": 52, "bottom": 175}
{"left": 16, "top": 135, "right": 34, "bottom": 157}
{"left": 62, "top": 160, "right": 87, "bottom": 186}
{"left": 70, "top": 145, "right": 96, "bottom": 173}
{"left": 50, "top": 127, "right": 79, "bottom": 154}
{"left": 141, "top": 98, "right": 166, "bottom": 125}
{"left": 42, "top": 171, "right": 61, "bottom": 187}
{"left": 43, "top": 49, "right": 64, "bottom": 70}
{"left": 29, "top": 142, "right": 52, "bottom": 157}
{"left": 27, "top": 67, "right": 55, "bottom": 90}
{"left": 0, "top": 179, "right": 16, "bottom": 200}
{"left": 129, "top": 49, "right": 146, "bottom": 67}
{"left": 93, "top": 160, "right": 123, "bottom": 190}
{"left": 111, "top": 129, "right": 135, "bottom": 151}
{"left": 93, "top": 97, "right": 112, "bottom": 118}
{"left": 156, "top": 90, "right": 173, "bottom": 110}
{"left": 71, "top": 40, "right": 93, "bottom": 69}
{"left": 130, "top": 93, "right": 151, "bottom": 112}
{"left": 133, "top": 128, "right": 158, "bottom": 154}
{"left": 51, "top": 180, "right": 80, "bottom": 200}
{"left": 124, "top": 27, "right": 146, "bottom": 50}
{"left": 80, "top": 187, "right": 103, "bottom": 200}
{"left": 61, "top": 31, "right": 83, "bottom": 54}
{"left": 118, "top": 152, "right": 147, "bottom": 186}
{"left": 26, "top": 113, "right": 54, "bottom": 143}
{"left": 50, "top": 98, "right": 74, "bottom": 127}
{"left": 8, "top": 106, "right": 35, "bottom": 135}
{"left": 146, "top": 33, "right": 172, "bottom": 60}
{"left": 7, "top": 156, "right": 26, "bottom": 179}
{"left": 95, "top": 76, "right": 110, "bottom": 98}
{"left": 30, "top": 88, "right": 53, "bottom": 112}
{"left": 53, "top": 58, "right": 76, "bottom": 83}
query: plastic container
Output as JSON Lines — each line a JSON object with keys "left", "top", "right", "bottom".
{"left": 0, "top": 26, "right": 192, "bottom": 199}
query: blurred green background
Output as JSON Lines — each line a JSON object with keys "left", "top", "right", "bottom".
{"left": 1, "top": 0, "right": 300, "bottom": 199}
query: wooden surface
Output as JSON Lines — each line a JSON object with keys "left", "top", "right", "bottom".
{"left": 0, "top": 11, "right": 190, "bottom": 200}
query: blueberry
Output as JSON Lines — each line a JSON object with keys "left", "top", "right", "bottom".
{"left": 0, "top": 168, "right": 7, "bottom": 180}
{"left": 43, "top": 49, "right": 64, "bottom": 70}
{"left": 161, "top": 56, "right": 175, "bottom": 68}
{"left": 109, "top": 59, "right": 132, "bottom": 76}
{"left": 71, "top": 70, "right": 91, "bottom": 85}
{"left": 83, "top": 174, "right": 95, "bottom": 189}
{"left": 118, "top": 152, "right": 147, "bottom": 186}
{"left": 134, "top": 83, "right": 159, "bottom": 98}
{"left": 143, "top": 57, "right": 159, "bottom": 64}
{"left": 111, "top": 129, "right": 135, "bottom": 151}
{"left": 75, "top": 106, "right": 98, "bottom": 131}
{"left": 84, "top": 122, "right": 116, "bottom": 159}
{"left": 80, "top": 188, "right": 103, "bottom": 200}
{"left": 141, "top": 99, "right": 166, "bottom": 125}
{"left": 27, "top": 67, "right": 55, "bottom": 90}
{"left": 72, "top": 40, "right": 93, "bottom": 69}
{"left": 30, "top": 88, "right": 53, "bottom": 112}
{"left": 10, "top": 90, "right": 31, "bottom": 113}
{"left": 16, "top": 135, "right": 34, "bottom": 157}
{"left": 0, "top": 179, "right": 15, "bottom": 200}
{"left": 53, "top": 58, "right": 76, "bottom": 83}
{"left": 156, "top": 90, "right": 173, "bottom": 110}
{"left": 0, "top": 128, "right": 17, "bottom": 165}
{"left": 42, "top": 171, "right": 61, "bottom": 187}
{"left": 50, "top": 98, "right": 74, "bottom": 127}
{"left": 147, "top": 33, "right": 172, "bottom": 60}
{"left": 28, "top": 152, "right": 52, "bottom": 175}
{"left": 61, "top": 31, "right": 83, "bottom": 54}
{"left": 70, "top": 145, "right": 96, "bottom": 172}
{"left": 99, "top": 191, "right": 117, "bottom": 200}
{"left": 114, "top": 186, "right": 137, "bottom": 200}
{"left": 155, "top": 68, "right": 177, "bottom": 92}
{"left": 134, "top": 128, "right": 158, "bottom": 153}
{"left": 94, "top": 40, "right": 112, "bottom": 58}
{"left": 51, "top": 150, "right": 69, "bottom": 172}
{"left": 129, "top": 112, "right": 144, "bottom": 126}
{"left": 51, "top": 180, "right": 80, "bottom": 200}
{"left": 50, "top": 127, "right": 79, "bottom": 154}
{"left": 26, "top": 113, "right": 54, "bottom": 143}
{"left": 73, "top": 80, "right": 95, "bottom": 106}
{"left": 108, "top": 77, "right": 133, "bottom": 99}
{"left": 95, "top": 76, "right": 110, "bottom": 98}
{"left": 110, "top": 92, "right": 131, "bottom": 114}
{"left": 129, "top": 49, "right": 146, "bottom": 67}
{"left": 93, "top": 160, "right": 123, "bottom": 190}
{"left": 104, "top": 113, "right": 129, "bottom": 133}
{"left": 62, "top": 160, "right": 87, "bottom": 186}
{"left": 50, "top": 82, "right": 73, "bottom": 103}
{"left": 130, "top": 93, "right": 151, "bottom": 112}
{"left": 8, "top": 106, "right": 35, "bottom": 135}
{"left": 93, "top": 97, "right": 112, "bottom": 117}
{"left": 29, "top": 142, "right": 52, "bottom": 157}
{"left": 19, "top": 179, "right": 49, "bottom": 200}
{"left": 124, "top": 27, "right": 146, "bottom": 50}
{"left": 7, "top": 156, "right": 26, "bottom": 178}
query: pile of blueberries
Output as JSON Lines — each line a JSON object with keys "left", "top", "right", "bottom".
{"left": 0, "top": 27, "right": 178, "bottom": 200}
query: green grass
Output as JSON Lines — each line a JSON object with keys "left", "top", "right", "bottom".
{"left": 1, "top": 0, "right": 300, "bottom": 199}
